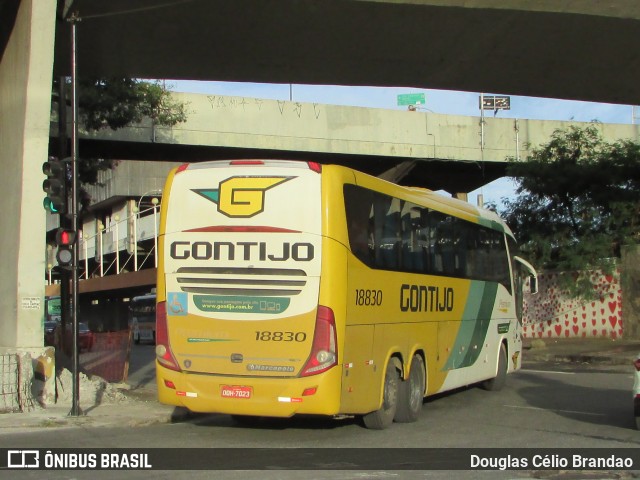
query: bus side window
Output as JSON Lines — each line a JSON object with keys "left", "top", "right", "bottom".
{"left": 370, "top": 193, "right": 390, "bottom": 269}
{"left": 381, "top": 197, "right": 401, "bottom": 269}
{"left": 401, "top": 203, "right": 424, "bottom": 273}
{"left": 344, "top": 183, "right": 514, "bottom": 291}
{"left": 344, "top": 184, "right": 375, "bottom": 266}
{"left": 419, "top": 211, "right": 431, "bottom": 273}
{"left": 465, "top": 225, "right": 479, "bottom": 278}
{"left": 453, "top": 219, "right": 469, "bottom": 277}
{"left": 433, "top": 213, "right": 455, "bottom": 275}
{"left": 423, "top": 210, "right": 442, "bottom": 274}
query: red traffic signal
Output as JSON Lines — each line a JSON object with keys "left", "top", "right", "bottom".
{"left": 55, "top": 228, "right": 77, "bottom": 267}
{"left": 55, "top": 228, "right": 77, "bottom": 246}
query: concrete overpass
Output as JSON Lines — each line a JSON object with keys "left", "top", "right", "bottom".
{"left": 46, "top": 0, "right": 640, "bottom": 106}
{"left": 68, "top": 91, "right": 640, "bottom": 195}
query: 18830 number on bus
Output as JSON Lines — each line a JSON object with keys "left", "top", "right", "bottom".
{"left": 355, "top": 289, "right": 383, "bottom": 306}
{"left": 255, "top": 331, "right": 307, "bottom": 342}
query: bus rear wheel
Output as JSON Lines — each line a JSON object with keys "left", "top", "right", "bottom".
{"left": 362, "top": 361, "right": 399, "bottom": 430}
{"left": 482, "top": 343, "right": 507, "bottom": 391}
{"left": 395, "top": 354, "right": 425, "bottom": 423}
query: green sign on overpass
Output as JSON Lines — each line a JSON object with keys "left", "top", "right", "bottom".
{"left": 397, "top": 93, "right": 425, "bottom": 106}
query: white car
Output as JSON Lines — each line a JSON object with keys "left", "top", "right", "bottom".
{"left": 635, "top": 354, "right": 640, "bottom": 430}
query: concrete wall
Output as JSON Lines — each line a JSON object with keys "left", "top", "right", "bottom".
{"left": 77, "top": 92, "right": 640, "bottom": 166}
{"left": 523, "top": 246, "right": 640, "bottom": 341}
{"left": 523, "top": 270, "right": 624, "bottom": 340}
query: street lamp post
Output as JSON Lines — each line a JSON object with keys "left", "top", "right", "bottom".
{"left": 132, "top": 205, "right": 138, "bottom": 272}
{"left": 114, "top": 215, "right": 120, "bottom": 273}
{"left": 152, "top": 198, "right": 159, "bottom": 268}
{"left": 97, "top": 220, "right": 104, "bottom": 277}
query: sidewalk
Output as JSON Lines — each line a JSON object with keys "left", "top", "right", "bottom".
{"left": 0, "top": 383, "right": 184, "bottom": 434}
{"left": 523, "top": 336, "right": 639, "bottom": 367}
{"left": 0, "top": 338, "right": 638, "bottom": 433}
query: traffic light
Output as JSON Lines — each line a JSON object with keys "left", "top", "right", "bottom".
{"left": 55, "top": 228, "right": 76, "bottom": 267}
{"left": 42, "top": 156, "right": 68, "bottom": 215}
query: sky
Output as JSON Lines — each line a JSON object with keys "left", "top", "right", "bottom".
{"left": 169, "top": 80, "right": 638, "bottom": 208}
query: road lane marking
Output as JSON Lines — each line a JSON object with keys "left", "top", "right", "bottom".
{"left": 503, "top": 404, "right": 605, "bottom": 417}
{"left": 520, "top": 369, "right": 574, "bottom": 375}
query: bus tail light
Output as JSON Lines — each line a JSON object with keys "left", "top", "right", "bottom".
{"left": 175, "top": 163, "right": 190, "bottom": 174}
{"left": 300, "top": 306, "right": 337, "bottom": 377}
{"left": 307, "top": 162, "right": 322, "bottom": 173}
{"left": 155, "top": 301, "right": 181, "bottom": 372}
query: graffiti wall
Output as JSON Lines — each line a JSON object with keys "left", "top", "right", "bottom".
{"left": 523, "top": 270, "right": 623, "bottom": 339}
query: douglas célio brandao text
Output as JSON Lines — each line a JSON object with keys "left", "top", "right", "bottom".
{"left": 470, "top": 453, "right": 634, "bottom": 470}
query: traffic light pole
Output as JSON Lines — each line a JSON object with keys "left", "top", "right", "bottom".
{"left": 57, "top": 76, "right": 70, "bottom": 360}
{"left": 69, "top": 13, "right": 81, "bottom": 417}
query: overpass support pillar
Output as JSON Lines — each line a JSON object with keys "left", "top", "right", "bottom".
{"left": 0, "top": 0, "right": 57, "bottom": 410}
{"left": 454, "top": 192, "right": 468, "bottom": 202}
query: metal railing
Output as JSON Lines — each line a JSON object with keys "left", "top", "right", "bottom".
{"left": 46, "top": 198, "right": 160, "bottom": 283}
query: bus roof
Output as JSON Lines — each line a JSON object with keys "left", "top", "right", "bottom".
{"left": 131, "top": 293, "right": 156, "bottom": 302}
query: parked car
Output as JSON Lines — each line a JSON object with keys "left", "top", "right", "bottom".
{"left": 75, "top": 323, "right": 95, "bottom": 352}
{"left": 634, "top": 353, "right": 640, "bottom": 430}
{"left": 44, "top": 322, "right": 95, "bottom": 353}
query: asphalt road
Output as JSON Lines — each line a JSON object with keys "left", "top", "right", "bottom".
{"left": 3, "top": 344, "right": 639, "bottom": 480}
{"left": 125, "top": 342, "right": 157, "bottom": 397}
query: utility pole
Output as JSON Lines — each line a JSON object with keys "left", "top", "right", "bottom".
{"left": 68, "top": 11, "right": 82, "bottom": 417}
{"left": 479, "top": 93, "right": 485, "bottom": 162}
{"left": 57, "top": 77, "right": 70, "bottom": 357}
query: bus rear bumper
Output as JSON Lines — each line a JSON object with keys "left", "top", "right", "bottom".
{"left": 156, "top": 362, "right": 342, "bottom": 418}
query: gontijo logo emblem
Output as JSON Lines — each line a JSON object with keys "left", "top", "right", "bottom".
{"left": 193, "top": 176, "right": 293, "bottom": 218}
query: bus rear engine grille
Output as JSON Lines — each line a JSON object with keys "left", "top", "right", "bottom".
{"left": 175, "top": 267, "right": 307, "bottom": 296}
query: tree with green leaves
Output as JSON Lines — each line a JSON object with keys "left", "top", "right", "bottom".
{"left": 501, "top": 123, "right": 640, "bottom": 294}
{"left": 77, "top": 78, "right": 187, "bottom": 132}
{"left": 53, "top": 77, "right": 188, "bottom": 187}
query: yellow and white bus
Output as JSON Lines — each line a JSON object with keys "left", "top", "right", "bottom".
{"left": 155, "top": 160, "right": 537, "bottom": 429}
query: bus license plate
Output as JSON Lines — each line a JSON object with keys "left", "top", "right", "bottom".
{"left": 221, "top": 385, "right": 252, "bottom": 399}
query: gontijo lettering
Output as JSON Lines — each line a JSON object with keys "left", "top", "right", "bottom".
{"left": 170, "top": 241, "right": 314, "bottom": 262}
{"left": 400, "top": 284, "right": 454, "bottom": 312}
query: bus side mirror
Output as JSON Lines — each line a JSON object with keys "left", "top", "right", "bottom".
{"left": 513, "top": 256, "right": 538, "bottom": 295}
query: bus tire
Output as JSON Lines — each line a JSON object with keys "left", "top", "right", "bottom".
{"left": 362, "top": 361, "right": 399, "bottom": 430}
{"left": 482, "top": 343, "right": 507, "bottom": 391}
{"left": 395, "top": 354, "right": 425, "bottom": 423}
